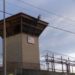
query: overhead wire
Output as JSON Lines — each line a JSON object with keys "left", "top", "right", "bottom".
{"left": 17, "top": 0, "right": 75, "bottom": 24}
{"left": 5, "top": 1, "right": 31, "bottom": 15}
{"left": 15, "top": 0, "right": 75, "bottom": 35}
{"left": 5, "top": 0, "right": 49, "bottom": 20}
{"left": 4, "top": 0, "right": 75, "bottom": 27}
{"left": 49, "top": 25, "right": 75, "bottom": 35}
{"left": 5, "top": 0, "right": 75, "bottom": 24}
{"left": 0, "top": 9, "right": 75, "bottom": 35}
{"left": 0, "top": 10, "right": 12, "bottom": 16}
{"left": 0, "top": 1, "right": 75, "bottom": 35}
{"left": 41, "top": 50, "right": 75, "bottom": 59}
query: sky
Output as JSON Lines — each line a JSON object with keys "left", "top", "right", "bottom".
{"left": 0, "top": 0, "right": 75, "bottom": 61}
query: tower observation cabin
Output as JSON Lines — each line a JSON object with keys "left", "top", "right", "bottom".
{"left": 0, "top": 12, "right": 48, "bottom": 73}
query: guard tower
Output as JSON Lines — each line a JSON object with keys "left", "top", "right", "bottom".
{"left": 0, "top": 12, "right": 48, "bottom": 73}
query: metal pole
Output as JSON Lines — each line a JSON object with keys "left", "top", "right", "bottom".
{"left": 45, "top": 53, "right": 49, "bottom": 71}
{"left": 3, "top": 0, "right": 7, "bottom": 75}
{"left": 61, "top": 56, "right": 64, "bottom": 73}
{"left": 72, "top": 66, "right": 73, "bottom": 73}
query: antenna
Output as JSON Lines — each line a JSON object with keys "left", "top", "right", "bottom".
{"left": 35, "top": 15, "right": 41, "bottom": 26}
{"left": 37, "top": 15, "right": 41, "bottom": 21}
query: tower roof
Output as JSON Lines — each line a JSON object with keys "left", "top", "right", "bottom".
{"left": 0, "top": 12, "right": 48, "bottom": 37}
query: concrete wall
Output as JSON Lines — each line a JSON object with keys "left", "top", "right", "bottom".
{"left": 6, "top": 34, "right": 22, "bottom": 72}
{"left": 22, "top": 33, "right": 39, "bottom": 63}
{"left": 6, "top": 33, "right": 40, "bottom": 71}
{"left": 22, "top": 33, "right": 40, "bottom": 69}
{"left": 6, "top": 34, "right": 22, "bottom": 62}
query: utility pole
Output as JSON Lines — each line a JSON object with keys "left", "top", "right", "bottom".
{"left": 3, "top": 0, "right": 7, "bottom": 75}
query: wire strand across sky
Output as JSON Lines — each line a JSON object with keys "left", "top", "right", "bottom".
{"left": 0, "top": 0, "right": 75, "bottom": 35}
{"left": 0, "top": 10, "right": 75, "bottom": 35}
{"left": 17, "top": 0, "right": 75, "bottom": 23}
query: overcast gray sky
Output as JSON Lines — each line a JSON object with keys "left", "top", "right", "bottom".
{"left": 0, "top": 0, "right": 75, "bottom": 58}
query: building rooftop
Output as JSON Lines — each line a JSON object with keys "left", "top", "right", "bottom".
{"left": 0, "top": 12, "right": 48, "bottom": 37}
